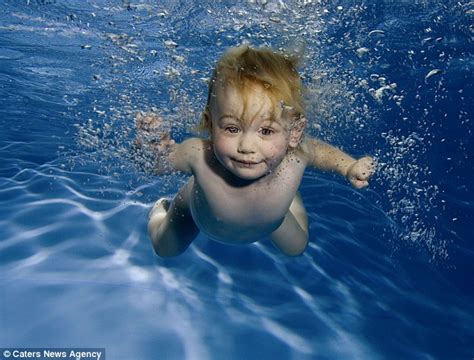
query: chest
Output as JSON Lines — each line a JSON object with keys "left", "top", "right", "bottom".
{"left": 194, "top": 157, "right": 305, "bottom": 224}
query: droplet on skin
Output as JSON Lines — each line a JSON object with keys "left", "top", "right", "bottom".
{"left": 279, "top": 101, "right": 294, "bottom": 112}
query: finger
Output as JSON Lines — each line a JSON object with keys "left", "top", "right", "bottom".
{"left": 360, "top": 157, "right": 375, "bottom": 168}
{"left": 135, "top": 112, "right": 144, "bottom": 125}
{"left": 358, "top": 171, "right": 371, "bottom": 181}
{"left": 352, "top": 179, "right": 368, "bottom": 189}
{"left": 360, "top": 162, "right": 376, "bottom": 178}
{"left": 368, "top": 159, "right": 377, "bottom": 172}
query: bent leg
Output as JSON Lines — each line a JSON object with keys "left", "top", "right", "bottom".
{"left": 148, "top": 183, "right": 199, "bottom": 257}
{"left": 270, "top": 192, "right": 309, "bottom": 256}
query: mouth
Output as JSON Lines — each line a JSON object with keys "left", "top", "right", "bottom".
{"left": 231, "top": 158, "right": 261, "bottom": 168}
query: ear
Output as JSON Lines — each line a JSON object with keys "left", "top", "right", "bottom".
{"left": 288, "top": 116, "right": 306, "bottom": 148}
{"left": 201, "top": 106, "right": 212, "bottom": 130}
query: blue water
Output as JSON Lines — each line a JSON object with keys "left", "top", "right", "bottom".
{"left": 1, "top": 1, "right": 473, "bottom": 359}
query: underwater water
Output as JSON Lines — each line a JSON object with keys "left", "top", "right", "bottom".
{"left": 0, "top": 0, "right": 473, "bottom": 359}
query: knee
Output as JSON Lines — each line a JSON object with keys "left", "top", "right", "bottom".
{"left": 151, "top": 244, "right": 179, "bottom": 257}
{"left": 285, "top": 244, "right": 308, "bottom": 256}
{"left": 282, "top": 236, "right": 309, "bottom": 257}
{"left": 148, "top": 225, "right": 190, "bottom": 257}
{"left": 150, "top": 237, "right": 183, "bottom": 257}
{"left": 148, "top": 222, "right": 170, "bottom": 257}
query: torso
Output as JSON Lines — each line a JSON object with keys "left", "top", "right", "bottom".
{"left": 184, "top": 139, "right": 306, "bottom": 244}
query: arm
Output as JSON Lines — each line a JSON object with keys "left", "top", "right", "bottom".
{"left": 165, "top": 138, "right": 203, "bottom": 174}
{"left": 304, "top": 137, "right": 375, "bottom": 189}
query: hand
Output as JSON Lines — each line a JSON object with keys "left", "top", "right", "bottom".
{"left": 136, "top": 111, "right": 164, "bottom": 132}
{"left": 346, "top": 156, "right": 376, "bottom": 189}
{"left": 135, "top": 111, "right": 175, "bottom": 153}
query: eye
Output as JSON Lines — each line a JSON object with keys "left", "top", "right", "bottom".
{"left": 225, "top": 126, "right": 240, "bottom": 134}
{"left": 259, "top": 127, "right": 274, "bottom": 136}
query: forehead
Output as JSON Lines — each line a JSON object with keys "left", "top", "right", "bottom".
{"left": 211, "top": 79, "right": 279, "bottom": 121}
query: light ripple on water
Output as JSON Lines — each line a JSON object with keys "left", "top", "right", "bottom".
{"left": 0, "top": 158, "right": 444, "bottom": 359}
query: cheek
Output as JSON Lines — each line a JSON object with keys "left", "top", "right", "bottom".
{"left": 265, "top": 139, "right": 288, "bottom": 158}
{"left": 212, "top": 135, "right": 233, "bottom": 157}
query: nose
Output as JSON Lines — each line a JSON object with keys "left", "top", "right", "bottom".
{"left": 237, "top": 132, "right": 255, "bottom": 154}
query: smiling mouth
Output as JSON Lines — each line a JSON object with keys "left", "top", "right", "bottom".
{"left": 232, "top": 159, "right": 261, "bottom": 167}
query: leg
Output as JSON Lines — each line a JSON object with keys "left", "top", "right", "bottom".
{"left": 270, "top": 192, "right": 309, "bottom": 256}
{"left": 148, "top": 182, "right": 199, "bottom": 257}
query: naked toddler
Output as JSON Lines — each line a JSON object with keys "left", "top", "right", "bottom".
{"left": 136, "top": 45, "right": 375, "bottom": 257}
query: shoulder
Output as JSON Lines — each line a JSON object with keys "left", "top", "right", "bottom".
{"left": 173, "top": 137, "right": 210, "bottom": 173}
{"left": 296, "top": 136, "right": 322, "bottom": 167}
{"left": 279, "top": 145, "right": 308, "bottom": 178}
{"left": 290, "top": 137, "right": 313, "bottom": 167}
{"left": 179, "top": 138, "right": 212, "bottom": 160}
{"left": 179, "top": 137, "right": 208, "bottom": 151}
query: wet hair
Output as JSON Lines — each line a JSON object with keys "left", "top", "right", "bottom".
{"left": 199, "top": 45, "right": 305, "bottom": 131}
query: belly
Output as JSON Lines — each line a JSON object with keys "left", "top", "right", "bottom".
{"left": 188, "top": 180, "right": 289, "bottom": 244}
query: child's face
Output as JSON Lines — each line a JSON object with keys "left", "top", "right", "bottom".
{"left": 208, "top": 80, "right": 296, "bottom": 180}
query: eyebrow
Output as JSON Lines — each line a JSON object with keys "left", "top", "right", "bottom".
{"left": 217, "top": 115, "right": 241, "bottom": 128}
{"left": 218, "top": 115, "right": 239, "bottom": 122}
{"left": 217, "top": 114, "right": 284, "bottom": 128}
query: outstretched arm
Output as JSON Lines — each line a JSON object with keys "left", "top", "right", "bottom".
{"left": 134, "top": 111, "right": 197, "bottom": 175}
{"left": 304, "top": 137, "right": 376, "bottom": 189}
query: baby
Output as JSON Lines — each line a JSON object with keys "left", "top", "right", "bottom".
{"left": 136, "top": 45, "right": 375, "bottom": 257}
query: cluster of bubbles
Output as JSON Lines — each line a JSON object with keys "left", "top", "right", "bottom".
{"left": 376, "top": 131, "right": 445, "bottom": 260}
{"left": 64, "top": 0, "right": 470, "bottom": 260}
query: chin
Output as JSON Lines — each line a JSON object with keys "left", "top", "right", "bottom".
{"left": 230, "top": 167, "right": 269, "bottom": 181}
{"left": 234, "top": 172, "right": 263, "bottom": 180}
{"left": 219, "top": 157, "right": 270, "bottom": 181}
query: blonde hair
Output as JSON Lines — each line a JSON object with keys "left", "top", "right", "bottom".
{"left": 199, "top": 45, "right": 305, "bottom": 131}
